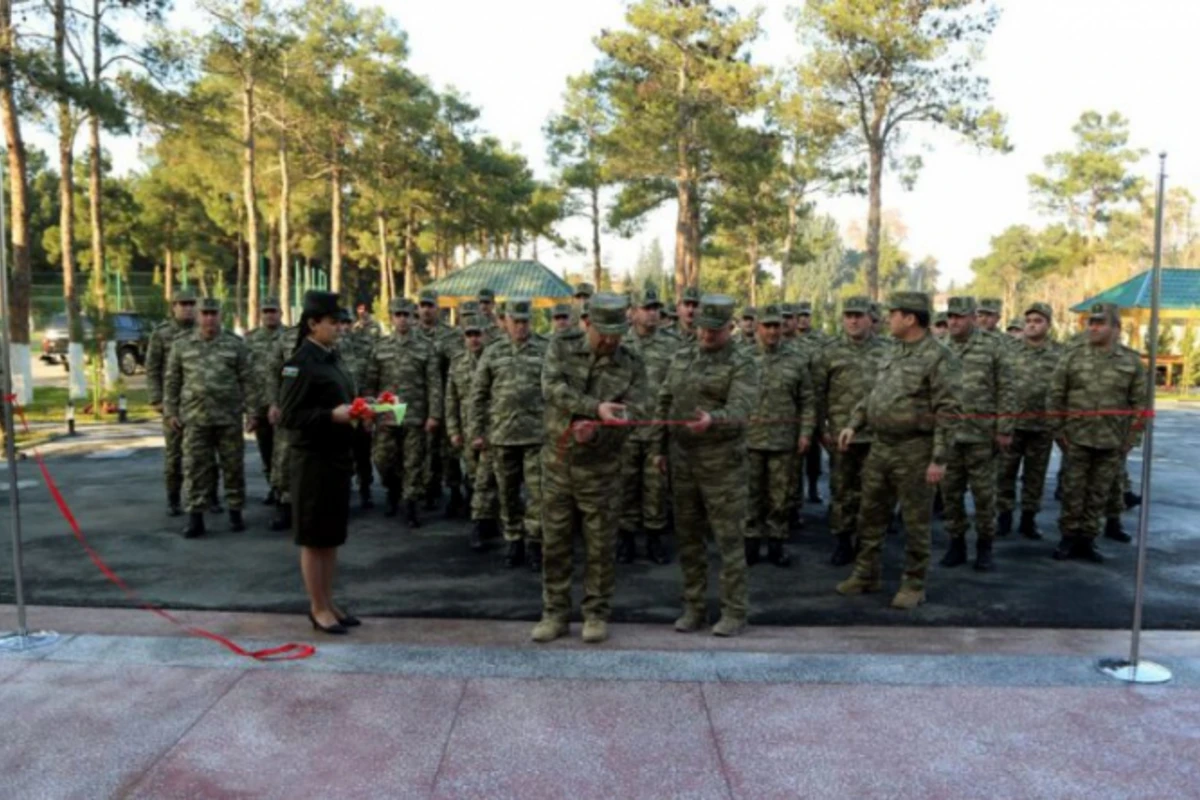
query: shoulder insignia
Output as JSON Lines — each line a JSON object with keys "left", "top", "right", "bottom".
{"left": 282, "top": 365, "right": 299, "bottom": 378}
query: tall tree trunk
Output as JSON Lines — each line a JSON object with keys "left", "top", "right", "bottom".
{"left": 782, "top": 192, "right": 798, "bottom": 295}
{"left": 330, "top": 145, "right": 343, "bottom": 295}
{"left": 591, "top": 184, "right": 601, "bottom": 288}
{"left": 278, "top": 135, "right": 291, "bottom": 324}
{"left": 687, "top": 182, "right": 701, "bottom": 286}
{"left": 235, "top": 224, "right": 245, "bottom": 330}
{"left": 748, "top": 235, "right": 759, "bottom": 308}
{"left": 86, "top": 0, "right": 107, "bottom": 320}
{"left": 377, "top": 210, "right": 390, "bottom": 311}
{"left": 242, "top": 62, "right": 260, "bottom": 329}
{"left": 55, "top": 0, "right": 81, "bottom": 345}
{"left": 267, "top": 215, "right": 279, "bottom": 299}
{"left": 165, "top": 250, "right": 174, "bottom": 302}
{"left": 674, "top": 168, "right": 690, "bottom": 297}
{"left": 865, "top": 141, "right": 884, "bottom": 302}
{"left": 404, "top": 210, "right": 415, "bottom": 297}
{"left": 0, "top": 0, "right": 30, "bottom": 350}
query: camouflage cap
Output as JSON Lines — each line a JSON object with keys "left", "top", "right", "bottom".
{"left": 640, "top": 286, "right": 663, "bottom": 309}
{"left": 696, "top": 294, "right": 735, "bottom": 330}
{"left": 459, "top": 300, "right": 480, "bottom": 316}
{"left": 795, "top": 300, "right": 813, "bottom": 316}
{"left": 462, "top": 314, "right": 483, "bottom": 333}
{"left": 741, "top": 306, "right": 757, "bottom": 320}
{"left": 260, "top": 296, "right": 281, "bottom": 311}
{"left": 551, "top": 302, "right": 573, "bottom": 319}
{"left": 1006, "top": 317, "right": 1025, "bottom": 331}
{"left": 1024, "top": 302, "right": 1053, "bottom": 322}
{"left": 507, "top": 296, "right": 533, "bottom": 321}
{"left": 869, "top": 301, "right": 883, "bottom": 322}
{"left": 418, "top": 288, "right": 439, "bottom": 306}
{"left": 843, "top": 295, "right": 871, "bottom": 314}
{"left": 573, "top": 282, "right": 595, "bottom": 299}
{"left": 199, "top": 297, "right": 221, "bottom": 312}
{"left": 589, "top": 293, "right": 629, "bottom": 335}
{"left": 759, "top": 303, "right": 783, "bottom": 325}
{"left": 780, "top": 302, "right": 797, "bottom": 318}
{"left": 173, "top": 288, "right": 197, "bottom": 304}
{"left": 978, "top": 297, "right": 1003, "bottom": 316}
{"left": 680, "top": 286, "right": 702, "bottom": 304}
{"left": 947, "top": 296, "right": 977, "bottom": 317}
{"left": 388, "top": 297, "right": 413, "bottom": 314}
{"left": 477, "top": 287, "right": 495, "bottom": 302}
{"left": 1088, "top": 302, "right": 1120, "bottom": 324}
{"left": 934, "top": 311, "right": 949, "bottom": 326}
{"left": 888, "top": 291, "right": 932, "bottom": 315}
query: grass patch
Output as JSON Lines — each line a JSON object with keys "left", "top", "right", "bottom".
{"left": 16, "top": 385, "right": 155, "bottom": 425}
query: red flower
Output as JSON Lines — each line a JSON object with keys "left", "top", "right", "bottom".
{"left": 349, "top": 397, "right": 374, "bottom": 421}
{"left": 378, "top": 391, "right": 398, "bottom": 405}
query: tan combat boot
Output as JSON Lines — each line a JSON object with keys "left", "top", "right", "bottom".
{"left": 530, "top": 617, "right": 569, "bottom": 643}
{"left": 890, "top": 586, "right": 926, "bottom": 610}
{"left": 581, "top": 619, "right": 609, "bottom": 644}
{"left": 836, "top": 572, "right": 882, "bottom": 596}
{"left": 711, "top": 615, "right": 747, "bottom": 638}
{"left": 674, "top": 607, "right": 706, "bottom": 633}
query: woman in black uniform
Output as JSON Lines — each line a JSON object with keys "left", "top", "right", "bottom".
{"left": 279, "top": 291, "right": 361, "bottom": 634}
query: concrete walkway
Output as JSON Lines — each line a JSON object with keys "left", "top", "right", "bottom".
{"left": 2, "top": 607, "right": 1199, "bottom": 799}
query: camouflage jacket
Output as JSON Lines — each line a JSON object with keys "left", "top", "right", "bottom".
{"left": 265, "top": 327, "right": 301, "bottom": 409}
{"left": 416, "top": 320, "right": 462, "bottom": 370}
{"left": 445, "top": 347, "right": 483, "bottom": 442}
{"left": 946, "top": 329, "right": 1016, "bottom": 443}
{"left": 336, "top": 329, "right": 372, "bottom": 394}
{"left": 849, "top": 331, "right": 962, "bottom": 464}
{"left": 469, "top": 335, "right": 547, "bottom": 446}
{"left": 164, "top": 330, "right": 251, "bottom": 426}
{"left": 747, "top": 342, "right": 815, "bottom": 452}
{"left": 146, "top": 319, "right": 195, "bottom": 406}
{"left": 812, "top": 333, "right": 888, "bottom": 443}
{"left": 364, "top": 331, "right": 443, "bottom": 427}
{"left": 655, "top": 340, "right": 758, "bottom": 452}
{"left": 244, "top": 324, "right": 286, "bottom": 413}
{"left": 1049, "top": 341, "right": 1146, "bottom": 450}
{"left": 1009, "top": 339, "right": 1064, "bottom": 432}
{"left": 541, "top": 329, "right": 649, "bottom": 467}
{"left": 353, "top": 318, "right": 382, "bottom": 339}
{"left": 625, "top": 328, "right": 680, "bottom": 443}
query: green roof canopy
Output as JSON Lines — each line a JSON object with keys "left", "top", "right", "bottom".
{"left": 424, "top": 260, "right": 572, "bottom": 306}
{"left": 1071, "top": 268, "right": 1200, "bottom": 312}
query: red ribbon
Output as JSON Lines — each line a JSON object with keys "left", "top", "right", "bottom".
{"left": 5, "top": 394, "right": 315, "bottom": 662}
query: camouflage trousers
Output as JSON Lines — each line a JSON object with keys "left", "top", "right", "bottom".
{"left": 943, "top": 442, "right": 997, "bottom": 542}
{"left": 670, "top": 442, "right": 748, "bottom": 620}
{"left": 182, "top": 424, "right": 245, "bottom": 513}
{"left": 746, "top": 449, "right": 795, "bottom": 540}
{"left": 851, "top": 437, "right": 935, "bottom": 590}
{"left": 425, "top": 430, "right": 464, "bottom": 497}
{"left": 540, "top": 452, "right": 620, "bottom": 623}
{"left": 162, "top": 418, "right": 184, "bottom": 499}
{"left": 465, "top": 446, "right": 499, "bottom": 521}
{"left": 1105, "top": 458, "right": 1133, "bottom": 519}
{"left": 271, "top": 426, "right": 292, "bottom": 502}
{"left": 493, "top": 444, "right": 542, "bottom": 543}
{"left": 829, "top": 442, "right": 871, "bottom": 539}
{"left": 1058, "top": 444, "right": 1123, "bottom": 539}
{"left": 619, "top": 439, "right": 668, "bottom": 534}
{"left": 372, "top": 425, "right": 426, "bottom": 502}
{"left": 997, "top": 429, "right": 1054, "bottom": 513}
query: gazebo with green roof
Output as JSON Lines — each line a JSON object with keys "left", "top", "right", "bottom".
{"left": 423, "top": 259, "right": 572, "bottom": 310}
{"left": 1071, "top": 267, "right": 1200, "bottom": 350}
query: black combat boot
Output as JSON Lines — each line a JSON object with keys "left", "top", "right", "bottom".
{"left": 973, "top": 539, "right": 995, "bottom": 572}
{"left": 830, "top": 532, "right": 856, "bottom": 566}
{"left": 1019, "top": 511, "right": 1043, "bottom": 540}
{"left": 469, "top": 521, "right": 487, "bottom": 552}
{"left": 504, "top": 539, "right": 525, "bottom": 568}
{"left": 616, "top": 531, "right": 637, "bottom": 564}
{"left": 405, "top": 500, "right": 421, "bottom": 528}
{"left": 182, "top": 512, "right": 206, "bottom": 539}
{"left": 360, "top": 486, "right": 374, "bottom": 510}
{"left": 744, "top": 537, "right": 762, "bottom": 566}
{"left": 446, "top": 486, "right": 464, "bottom": 518}
{"left": 940, "top": 537, "right": 968, "bottom": 568}
{"left": 1075, "top": 538, "right": 1105, "bottom": 563}
{"left": 1123, "top": 490, "right": 1142, "bottom": 510}
{"left": 167, "top": 492, "right": 183, "bottom": 517}
{"left": 269, "top": 503, "right": 292, "bottom": 532}
{"left": 645, "top": 531, "right": 669, "bottom": 565}
{"left": 766, "top": 539, "right": 792, "bottom": 568}
{"left": 997, "top": 510, "right": 1013, "bottom": 537}
{"left": 263, "top": 487, "right": 277, "bottom": 506}
{"left": 229, "top": 509, "right": 245, "bottom": 532}
{"left": 385, "top": 492, "right": 399, "bottom": 518}
{"left": 527, "top": 541, "right": 543, "bottom": 572}
{"left": 1052, "top": 537, "right": 1075, "bottom": 561}
{"left": 807, "top": 478, "right": 822, "bottom": 504}
{"left": 1104, "top": 517, "right": 1132, "bottom": 543}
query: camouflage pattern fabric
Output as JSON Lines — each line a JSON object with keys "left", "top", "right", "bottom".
{"left": 943, "top": 442, "right": 999, "bottom": 542}
{"left": 1059, "top": 444, "right": 1123, "bottom": 540}
{"left": 245, "top": 324, "right": 286, "bottom": 482}
{"left": 446, "top": 347, "right": 497, "bottom": 520}
{"left": 364, "top": 331, "right": 443, "bottom": 428}
{"left": 998, "top": 430, "right": 1055, "bottom": 513}
{"left": 855, "top": 439, "right": 937, "bottom": 588}
{"left": 828, "top": 443, "right": 871, "bottom": 538}
{"left": 183, "top": 424, "right": 245, "bottom": 512}
{"left": 620, "top": 328, "right": 680, "bottom": 534}
{"left": 372, "top": 426, "right": 426, "bottom": 502}
{"left": 492, "top": 445, "right": 542, "bottom": 543}
{"left": 746, "top": 450, "right": 795, "bottom": 540}
{"left": 146, "top": 318, "right": 194, "bottom": 499}
{"left": 266, "top": 328, "right": 300, "bottom": 500}
{"left": 468, "top": 337, "right": 547, "bottom": 446}
{"left": 997, "top": 338, "right": 1063, "bottom": 514}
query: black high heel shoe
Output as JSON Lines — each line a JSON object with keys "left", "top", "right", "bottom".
{"left": 308, "top": 612, "right": 348, "bottom": 635}
{"left": 337, "top": 613, "right": 362, "bottom": 628}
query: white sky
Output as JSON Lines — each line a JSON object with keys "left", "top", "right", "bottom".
{"left": 66, "top": 0, "right": 1200, "bottom": 288}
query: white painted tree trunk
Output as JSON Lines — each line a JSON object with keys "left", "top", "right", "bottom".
{"left": 8, "top": 343, "right": 32, "bottom": 405}
{"left": 103, "top": 341, "right": 119, "bottom": 390}
{"left": 67, "top": 342, "right": 87, "bottom": 399}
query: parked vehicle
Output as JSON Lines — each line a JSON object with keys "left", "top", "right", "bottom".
{"left": 40, "top": 312, "right": 155, "bottom": 376}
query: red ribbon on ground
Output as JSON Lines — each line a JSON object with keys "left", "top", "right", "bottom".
{"left": 6, "top": 395, "right": 315, "bottom": 662}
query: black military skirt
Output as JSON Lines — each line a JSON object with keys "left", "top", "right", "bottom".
{"left": 291, "top": 448, "right": 353, "bottom": 549}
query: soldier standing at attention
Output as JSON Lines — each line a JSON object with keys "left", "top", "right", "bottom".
{"left": 165, "top": 298, "right": 253, "bottom": 538}
{"left": 617, "top": 287, "right": 677, "bottom": 565}
{"left": 933, "top": 312, "right": 949, "bottom": 341}
{"left": 533, "top": 294, "right": 649, "bottom": 644}
{"left": 416, "top": 288, "right": 464, "bottom": 515}
{"left": 336, "top": 309, "right": 375, "bottom": 508}
{"left": 654, "top": 295, "right": 758, "bottom": 637}
{"left": 469, "top": 297, "right": 548, "bottom": 570}
{"left": 1006, "top": 318, "right": 1025, "bottom": 340}
{"left": 147, "top": 288, "right": 197, "bottom": 516}
{"left": 446, "top": 315, "right": 500, "bottom": 550}
{"left": 737, "top": 307, "right": 757, "bottom": 345}
{"left": 476, "top": 288, "right": 503, "bottom": 344}
{"left": 245, "top": 297, "right": 285, "bottom": 505}
{"left": 353, "top": 301, "right": 382, "bottom": 339}
{"left": 795, "top": 301, "right": 826, "bottom": 504}
{"left": 939, "top": 296, "right": 1015, "bottom": 572}
{"left": 573, "top": 282, "right": 595, "bottom": 309}
{"left": 812, "top": 296, "right": 887, "bottom": 566}
{"left": 1049, "top": 302, "right": 1146, "bottom": 562}
{"left": 551, "top": 303, "right": 574, "bottom": 335}
{"left": 835, "top": 292, "right": 962, "bottom": 609}
{"left": 265, "top": 322, "right": 299, "bottom": 530}
{"left": 997, "top": 302, "right": 1062, "bottom": 540}
{"left": 676, "top": 286, "right": 701, "bottom": 342}
{"left": 976, "top": 298, "right": 1007, "bottom": 343}
{"left": 744, "top": 303, "right": 814, "bottom": 568}
{"left": 365, "top": 298, "right": 442, "bottom": 527}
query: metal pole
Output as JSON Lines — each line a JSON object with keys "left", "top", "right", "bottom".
{"left": 1100, "top": 152, "right": 1171, "bottom": 684}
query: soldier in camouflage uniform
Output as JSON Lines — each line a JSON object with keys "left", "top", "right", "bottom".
{"left": 147, "top": 289, "right": 198, "bottom": 515}
{"left": 812, "top": 296, "right": 887, "bottom": 566}
{"left": 336, "top": 309, "right": 375, "bottom": 507}
{"left": 164, "top": 297, "right": 253, "bottom": 538}
{"left": 353, "top": 301, "right": 382, "bottom": 339}
{"left": 475, "top": 288, "right": 503, "bottom": 344}
{"left": 795, "top": 301, "right": 826, "bottom": 504}
{"left": 736, "top": 307, "right": 757, "bottom": 346}
{"left": 265, "top": 323, "right": 300, "bottom": 530}
{"left": 618, "top": 287, "right": 678, "bottom": 565}
{"left": 416, "top": 288, "right": 465, "bottom": 515}
{"left": 1049, "top": 302, "right": 1146, "bottom": 562}
{"left": 997, "top": 302, "right": 1062, "bottom": 540}
{"left": 836, "top": 291, "right": 962, "bottom": 610}
{"left": 655, "top": 295, "right": 758, "bottom": 637}
{"left": 939, "top": 296, "right": 1015, "bottom": 572}
{"left": 745, "top": 303, "right": 814, "bottom": 568}
{"left": 551, "top": 303, "right": 574, "bottom": 335}
{"left": 976, "top": 297, "right": 1011, "bottom": 348}
{"left": 869, "top": 302, "right": 887, "bottom": 338}
{"left": 933, "top": 311, "right": 949, "bottom": 341}
{"left": 1006, "top": 318, "right": 1025, "bottom": 340}
{"left": 365, "top": 298, "right": 442, "bottom": 527}
{"left": 573, "top": 282, "right": 595, "bottom": 309}
{"left": 675, "top": 285, "right": 701, "bottom": 343}
{"left": 446, "top": 315, "right": 501, "bottom": 550}
{"left": 533, "top": 294, "right": 649, "bottom": 644}
{"left": 469, "top": 297, "right": 547, "bottom": 570}
{"left": 244, "top": 297, "right": 285, "bottom": 505}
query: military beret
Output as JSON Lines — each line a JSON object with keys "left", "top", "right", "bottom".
{"left": 418, "top": 288, "right": 439, "bottom": 306}
{"left": 640, "top": 286, "right": 663, "bottom": 309}
{"left": 388, "top": 297, "right": 412, "bottom": 314}
{"left": 260, "top": 296, "right": 281, "bottom": 311}
{"left": 1006, "top": 317, "right": 1025, "bottom": 331}
{"left": 780, "top": 302, "right": 797, "bottom": 318}
{"left": 888, "top": 291, "right": 932, "bottom": 315}
{"left": 759, "top": 303, "right": 783, "bottom": 325}
{"left": 477, "top": 287, "right": 495, "bottom": 302}
{"left": 934, "top": 311, "right": 949, "bottom": 326}
{"left": 978, "top": 297, "right": 1003, "bottom": 315}
{"left": 696, "top": 294, "right": 735, "bottom": 330}
{"left": 1024, "top": 302, "right": 1053, "bottom": 322}
{"left": 173, "top": 288, "right": 197, "bottom": 304}
{"left": 947, "top": 296, "right": 977, "bottom": 317}
{"left": 741, "top": 306, "right": 757, "bottom": 320}
{"left": 680, "top": 286, "right": 702, "bottom": 304}
{"left": 507, "top": 296, "right": 533, "bottom": 321}
{"left": 795, "top": 300, "right": 813, "bottom": 316}
{"left": 459, "top": 300, "right": 480, "bottom": 316}
{"left": 302, "top": 290, "right": 339, "bottom": 318}
{"left": 843, "top": 295, "right": 871, "bottom": 314}
{"left": 199, "top": 297, "right": 221, "bottom": 313}
{"left": 589, "top": 293, "right": 629, "bottom": 335}
{"left": 551, "top": 302, "right": 573, "bottom": 318}
{"left": 573, "top": 282, "right": 595, "bottom": 299}
{"left": 1088, "top": 302, "right": 1120, "bottom": 324}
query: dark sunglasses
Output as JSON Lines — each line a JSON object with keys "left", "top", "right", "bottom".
{"left": 761, "top": 322, "right": 780, "bottom": 329}
{"left": 392, "top": 312, "right": 410, "bottom": 318}
{"left": 465, "top": 330, "right": 482, "bottom": 337}
{"left": 176, "top": 301, "right": 196, "bottom": 307}
{"left": 200, "top": 310, "right": 219, "bottom": 316}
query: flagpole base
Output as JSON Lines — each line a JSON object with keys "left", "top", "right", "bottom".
{"left": 1098, "top": 658, "right": 1172, "bottom": 684}
{"left": 0, "top": 630, "right": 60, "bottom": 654}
